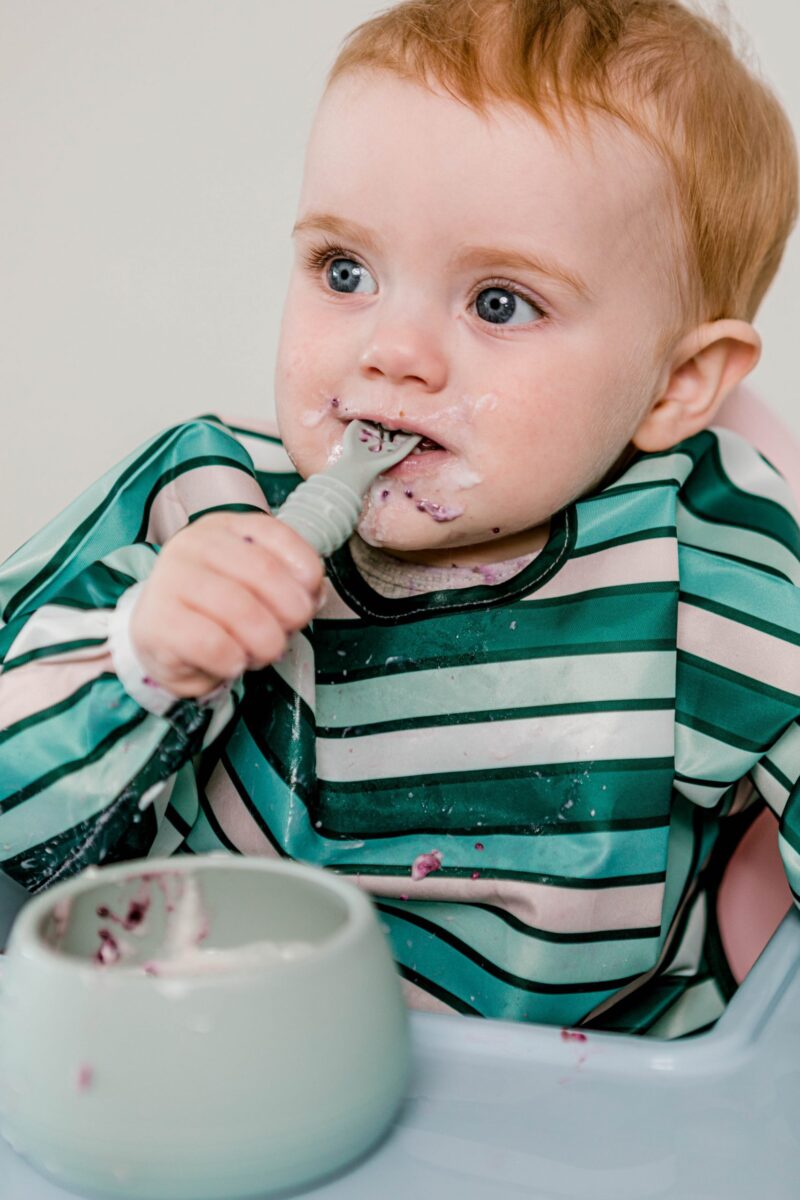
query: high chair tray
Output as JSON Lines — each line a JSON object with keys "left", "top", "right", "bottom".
{"left": 3, "top": 908, "right": 799, "bottom": 1200}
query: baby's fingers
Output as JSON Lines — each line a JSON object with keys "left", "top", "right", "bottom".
{"left": 179, "top": 568, "right": 288, "bottom": 670}
{"left": 149, "top": 607, "right": 249, "bottom": 694}
{"left": 203, "top": 532, "right": 319, "bottom": 631}
{"left": 227, "top": 513, "right": 325, "bottom": 594}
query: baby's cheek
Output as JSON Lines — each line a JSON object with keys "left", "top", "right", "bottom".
{"left": 278, "top": 412, "right": 340, "bottom": 479}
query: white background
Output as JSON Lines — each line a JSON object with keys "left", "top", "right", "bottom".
{"left": 1, "top": 0, "right": 797, "bottom": 561}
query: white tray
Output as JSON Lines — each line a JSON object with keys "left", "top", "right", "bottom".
{"left": 2, "top": 880, "right": 799, "bottom": 1200}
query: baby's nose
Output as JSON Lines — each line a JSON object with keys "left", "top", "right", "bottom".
{"left": 357, "top": 318, "right": 447, "bottom": 393}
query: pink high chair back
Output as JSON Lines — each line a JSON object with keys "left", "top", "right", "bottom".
{"left": 713, "top": 388, "right": 799, "bottom": 983}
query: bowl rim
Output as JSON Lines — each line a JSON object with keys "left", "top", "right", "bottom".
{"left": 9, "top": 854, "right": 375, "bottom": 978}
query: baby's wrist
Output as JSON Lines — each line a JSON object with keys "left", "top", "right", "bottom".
{"left": 108, "top": 583, "right": 230, "bottom": 716}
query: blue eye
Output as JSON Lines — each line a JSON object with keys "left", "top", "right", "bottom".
{"left": 302, "top": 244, "right": 377, "bottom": 295}
{"left": 474, "top": 286, "right": 544, "bottom": 327}
{"left": 328, "top": 256, "right": 378, "bottom": 295}
{"left": 302, "top": 241, "right": 547, "bottom": 327}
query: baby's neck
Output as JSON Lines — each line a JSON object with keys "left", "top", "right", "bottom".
{"left": 386, "top": 522, "right": 551, "bottom": 570}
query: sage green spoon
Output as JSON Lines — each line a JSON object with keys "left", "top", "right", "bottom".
{"left": 275, "top": 420, "right": 421, "bottom": 556}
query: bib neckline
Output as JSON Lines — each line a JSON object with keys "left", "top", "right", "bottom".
{"left": 326, "top": 504, "right": 575, "bottom": 624}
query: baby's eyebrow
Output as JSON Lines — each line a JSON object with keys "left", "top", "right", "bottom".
{"left": 291, "top": 211, "right": 592, "bottom": 301}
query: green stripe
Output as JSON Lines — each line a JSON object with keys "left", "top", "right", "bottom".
{"left": 317, "top": 697, "right": 673, "bottom": 739}
{"left": 380, "top": 904, "right": 644, "bottom": 995}
{"left": 468, "top": 902, "right": 661, "bottom": 943}
{"left": 0, "top": 673, "right": 115, "bottom": 746}
{"left": 685, "top": 436, "right": 800, "bottom": 555}
{"left": 394, "top": 962, "right": 481, "bottom": 1015}
{"left": 762, "top": 756, "right": 794, "bottom": 794}
{"left": 316, "top": 587, "right": 678, "bottom": 676}
{"left": 380, "top": 900, "right": 662, "bottom": 985}
{"left": 318, "top": 760, "right": 673, "bottom": 835}
{"left": 575, "top": 480, "right": 678, "bottom": 551}
{"left": 316, "top": 638, "right": 675, "bottom": 682}
{"left": 0, "top": 705, "right": 149, "bottom": 812}
{"left": 1, "top": 423, "right": 184, "bottom": 622}
{"left": 676, "top": 708, "right": 775, "bottom": 755}
{"left": 595, "top": 478, "right": 683, "bottom": 500}
{"left": 2, "top": 638, "right": 107, "bottom": 673}
{"left": 186, "top": 503, "right": 266, "bottom": 523}
{"left": 681, "top": 590, "right": 800, "bottom": 647}
{"left": 678, "top": 500, "right": 799, "bottom": 583}
{"left": 678, "top": 650, "right": 799, "bottom": 717}
{"left": 571, "top": 526, "right": 677, "bottom": 558}
{"left": 133, "top": 454, "right": 257, "bottom": 543}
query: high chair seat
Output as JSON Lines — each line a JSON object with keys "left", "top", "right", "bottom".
{"left": 713, "top": 387, "right": 799, "bottom": 982}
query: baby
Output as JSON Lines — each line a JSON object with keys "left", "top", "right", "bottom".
{"left": 1, "top": 0, "right": 798, "bottom": 1039}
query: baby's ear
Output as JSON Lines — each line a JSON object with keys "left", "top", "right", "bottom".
{"left": 632, "top": 320, "right": 761, "bottom": 453}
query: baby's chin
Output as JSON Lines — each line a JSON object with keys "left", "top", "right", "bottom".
{"left": 356, "top": 503, "right": 455, "bottom": 552}
{"left": 355, "top": 495, "right": 489, "bottom": 556}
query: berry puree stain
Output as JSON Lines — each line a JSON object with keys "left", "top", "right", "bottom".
{"left": 558, "top": 1029, "right": 590, "bottom": 1084}
{"left": 76, "top": 1064, "right": 94, "bottom": 1093}
{"left": 411, "top": 850, "right": 443, "bottom": 881}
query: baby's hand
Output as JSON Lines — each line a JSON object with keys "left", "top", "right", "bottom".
{"left": 129, "top": 512, "right": 324, "bottom": 698}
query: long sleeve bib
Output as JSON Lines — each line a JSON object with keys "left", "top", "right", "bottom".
{"left": 1, "top": 415, "right": 798, "bottom": 1037}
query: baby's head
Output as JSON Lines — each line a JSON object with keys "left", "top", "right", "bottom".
{"left": 275, "top": 0, "right": 797, "bottom": 565}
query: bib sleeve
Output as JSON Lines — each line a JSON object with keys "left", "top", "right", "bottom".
{"left": 0, "top": 416, "right": 267, "bottom": 893}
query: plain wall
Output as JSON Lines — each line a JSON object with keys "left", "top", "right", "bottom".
{"left": 1, "top": 0, "right": 797, "bottom": 562}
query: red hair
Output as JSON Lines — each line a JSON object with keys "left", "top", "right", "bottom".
{"left": 325, "top": 0, "right": 797, "bottom": 326}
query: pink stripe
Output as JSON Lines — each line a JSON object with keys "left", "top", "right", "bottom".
{"left": 679, "top": 602, "right": 800, "bottom": 696}
{"left": 0, "top": 653, "right": 114, "bottom": 731}
{"left": 205, "top": 761, "right": 281, "bottom": 856}
{"left": 530, "top": 537, "right": 677, "bottom": 602}
{"left": 145, "top": 466, "right": 268, "bottom": 544}
{"left": 345, "top": 872, "right": 664, "bottom": 935}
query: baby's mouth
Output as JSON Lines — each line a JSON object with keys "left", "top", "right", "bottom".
{"left": 369, "top": 421, "right": 446, "bottom": 456}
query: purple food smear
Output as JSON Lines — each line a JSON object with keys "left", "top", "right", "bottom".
{"left": 96, "top": 929, "right": 122, "bottom": 965}
{"left": 560, "top": 1029, "right": 588, "bottom": 1043}
{"left": 358, "top": 426, "right": 384, "bottom": 453}
{"left": 91, "top": 872, "right": 193, "bottom": 968}
{"left": 96, "top": 880, "right": 152, "bottom": 932}
{"left": 415, "top": 499, "right": 464, "bottom": 523}
{"left": 411, "top": 850, "right": 443, "bottom": 881}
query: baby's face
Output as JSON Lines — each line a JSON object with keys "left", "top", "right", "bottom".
{"left": 275, "top": 70, "right": 685, "bottom": 564}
